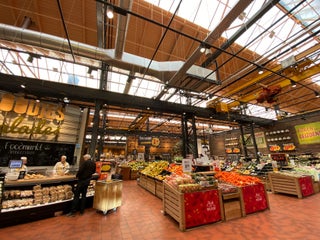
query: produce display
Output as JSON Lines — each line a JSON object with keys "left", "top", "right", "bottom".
{"left": 127, "top": 161, "right": 149, "bottom": 171}
{"left": 165, "top": 163, "right": 184, "bottom": 176}
{"left": 164, "top": 172, "right": 218, "bottom": 193}
{"left": 215, "top": 171, "right": 262, "bottom": 187}
{"left": 218, "top": 182, "right": 238, "bottom": 194}
{"left": 140, "top": 160, "right": 169, "bottom": 178}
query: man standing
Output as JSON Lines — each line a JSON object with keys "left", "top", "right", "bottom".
{"left": 67, "top": 154, "right": 96, "bottom": 216}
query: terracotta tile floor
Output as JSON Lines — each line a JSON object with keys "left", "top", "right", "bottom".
{"left": 1, "top": 180, "right": 320, "bottom": 240}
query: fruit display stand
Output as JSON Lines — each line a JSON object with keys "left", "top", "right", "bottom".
{"left": 240, "top": 182, "right": 269, "bottom": 214}
{"left": 138, "top": 173, "right": 156, "bottom": 195}
{"left": 268, "top": 172, "right": 315, "bottom": 198}
{"left": 155, "top": 179, "right": 164, "bottom": 199}
{"left": 162, "top": 182, "right": 223, "bottom": 231}
{"left": 93, "top": 179, "right": 122, "bottom": 214}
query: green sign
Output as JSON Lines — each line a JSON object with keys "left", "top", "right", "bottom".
{"left": 295, "top": 122, "right": 320, "bottom": 144}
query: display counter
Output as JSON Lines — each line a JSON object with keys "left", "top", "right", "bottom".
{"left": 0, "top": 175, "right": 94, "bottom": 228}
{"left": 93, "top": 180, "right": 122, "bottom": 214}
{"left": 162, "top": 182, "right": 223, "bottom": 231}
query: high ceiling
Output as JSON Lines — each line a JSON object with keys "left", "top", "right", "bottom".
{"left": 0, "top": 0, "right": 320, "bottom": 137}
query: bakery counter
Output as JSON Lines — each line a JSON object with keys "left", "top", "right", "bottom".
{"left": 0, "top": 175, "right": 94, "bottom": 228}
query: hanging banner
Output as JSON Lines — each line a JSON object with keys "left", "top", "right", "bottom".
{"left": 295, "top": 122, "right": 320, "bottom": 144}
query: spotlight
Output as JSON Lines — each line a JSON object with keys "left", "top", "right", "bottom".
{"left": 106, "top": 6, "right": 114, "bottom": 19}
{"left": 290, "top": 80, "right": 297, "bottom": 88}
{"left": 315, "top": 91, "right": 320, "bottom": 98}
{"left": 200, "top": 45, "right": 206, "bottom": 53}
{"left": 258, "top": 68, "right": 264, "bottom": 74}
{"left": 20, "top": 84, "right": 26, "bottom": 89}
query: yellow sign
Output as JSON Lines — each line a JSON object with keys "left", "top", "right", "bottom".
{"left": 295, "top": 122, "right": 320, "bottom": 144}
{"left": 0, "top": 93, "right": 64, "bottom": 136}
{"left": 0, "top": 116, "right": 60, "bottom": 135}
{"left": 151, "top": 137, "right": 160, "bottom": 147}
{"left": 0, "top": 93, "right": 64, "bottom": 121}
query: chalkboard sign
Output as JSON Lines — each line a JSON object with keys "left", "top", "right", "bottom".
{"left": 0, "top": 139, "right": 75, "bottom": 167}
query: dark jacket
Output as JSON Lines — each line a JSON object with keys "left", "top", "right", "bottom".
{"left": 76, "top": 159, "right": 96, "bottom": 180}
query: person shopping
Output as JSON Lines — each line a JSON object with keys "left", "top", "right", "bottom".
{"left": 67, "top": 154, "right": 96, "bottom": 216}
{"left": 53, "top": 155, "right": 70, "bottom": 175}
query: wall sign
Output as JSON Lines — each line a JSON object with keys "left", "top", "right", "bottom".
{"left": 0, "top": 138, "right": 75, "bottom": 167}
{"left": 295, "top": 122, "right": 320, "bottom": 144}
{"left": 0, "top": 93, "right": 65, "bottom": 138}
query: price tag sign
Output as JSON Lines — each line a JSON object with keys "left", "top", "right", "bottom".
{"left": 182, "top": 159, "right": 192, "bottom": 173}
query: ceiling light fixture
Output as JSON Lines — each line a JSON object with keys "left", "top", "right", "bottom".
{"left": 200, "top": 44, "right": 206, "bottom": 53}
{"left": 315, "top": 91, "right": 320, "bottom": 98}
{"left": 291, "top": 80, "right": 297, "bottom": 88}
{"left": 106, "top": 6, "right": 114, "bottom": 19}
{"left": 20, "top": 84, "right": 26, "bottom": 89}
{"left": 258, "top": 68, "right": 264, "bottom": 75}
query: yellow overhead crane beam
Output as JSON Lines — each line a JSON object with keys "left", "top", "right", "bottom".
{"left": 227, "top": 63, "right": 320, "bottom": 109}
{"left": 207, "top": 45, "right": 320, "bottom": 112}
{"left": 128, "top": 114, "right": 151, "bottom": 130}
{"left": 222, "top": 45, "right": 320, "bottom": 99}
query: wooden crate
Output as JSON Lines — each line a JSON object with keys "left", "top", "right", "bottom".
{"left": 155, "top": 180, "right": 163, "bottom": 199}
{"left": 138, "top": 173, "right": 147, "bottom": 188}
{"left": 223, "top": 200, "right": 242, "bottom": 221}
{"left": 163, "top": 182, "right": 184, "bottom": 230}
{"left": 145, "top": 176, "right": 156, "bottom": 195}
{"left": 163, "top": 182, "right": 223, "bottom": 231}
{"left": 268, "top": 172, "right": 314, "bottom": 198}
{"left": 222, "top": 189, "right": 245, "bottom": 221}
{"left": 138, "top": 174, "right": 156, "bottom": 194}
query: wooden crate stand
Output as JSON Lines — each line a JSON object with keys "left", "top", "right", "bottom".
{"left": 268, "top": 172, "right": 314, "bottom": 198}
{"left": 222, "top": 188, "right": 246, "bottom": 221}
{"left": 155, "top": 179, "right": 163, "bottom": 199}
{"left": 138, "top": 173, "right": 148, "bottom": 189}
{"left": 138, "top": 174, "right": 156, "bottom": 195}
{"left": 162, "top": 182, "right": 224, "bottom": 231}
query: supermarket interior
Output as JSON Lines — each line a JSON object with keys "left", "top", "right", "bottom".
{"left": 0, "top": 1, "right": 320, "bottom": 239}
